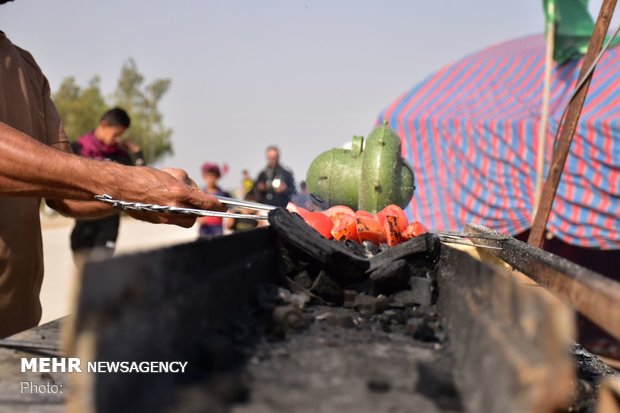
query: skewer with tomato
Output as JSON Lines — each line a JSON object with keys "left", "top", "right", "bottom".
{"left": 286, "top": 203, "right": 427, "bottom": 246}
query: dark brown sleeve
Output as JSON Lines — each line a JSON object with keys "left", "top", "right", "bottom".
{"left": 42, "top": 76, "right": 70, "bottom": 148}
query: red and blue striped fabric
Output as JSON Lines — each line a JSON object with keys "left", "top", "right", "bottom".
{"left": 378, "top": 34, "right": 620, "bottom": 249}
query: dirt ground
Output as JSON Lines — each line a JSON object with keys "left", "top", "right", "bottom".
{"left": 39, "top": 214, "right": 198, "bottom": 323}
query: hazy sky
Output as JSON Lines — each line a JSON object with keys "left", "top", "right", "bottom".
{"left": 1, "top": 1, "right": 600, "bottom": 190}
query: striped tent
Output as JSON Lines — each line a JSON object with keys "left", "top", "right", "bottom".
{"left": 378, "top": 34, "right": 620, "bottom": 249}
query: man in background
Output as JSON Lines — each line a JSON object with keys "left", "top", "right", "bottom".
{"left": 0, "top": 6, "right": 224, "bottom": 337}
{"left": 255, "top": 145, "right": 296, "bottom": 207}
{"left": 70, "top": 108, "right": 145, "bottom": 267}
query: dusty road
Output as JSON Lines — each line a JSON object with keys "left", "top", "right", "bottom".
{"left": 40, "top": 216, "right": 198, "bottom": 323}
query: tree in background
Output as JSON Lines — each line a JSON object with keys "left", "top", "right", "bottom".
{"left": 53, "top": 59, "right": 173, "bottom": 164}
{"left": 54, "top": 76, "right": 107, "bottom": 141}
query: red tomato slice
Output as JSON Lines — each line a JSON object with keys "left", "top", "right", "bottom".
{"left": 331, "top": 214, "right": 359, "bottom": 242}
{"left": 324, "top": 205, "right": 357, "bottom": 241}
{"left": 323, "top": 205, "right": 355, "bottom": 221}
{"left": 376, "top": 205, "right": 409, "bottom": 233}
{"left": 286, "top": 202, "right": 311, "bottom": 219}
{"left": 401, "top": 221, "right": 428, "bottom": 240}
{"left": 302, "top": 211, "right": 334, "bottom": 239}
{"left": 384, "top": 215, "right": 402, "bottom": 246}
{"left": 355, "top": 213, "right": 387, "bottom": 244}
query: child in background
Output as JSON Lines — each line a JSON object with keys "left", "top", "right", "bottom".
{"left": 198, "top": 163, "right": 231, "bottom": 238}
{"left": 71, "top": 108, "right": 145, "bottom": 268}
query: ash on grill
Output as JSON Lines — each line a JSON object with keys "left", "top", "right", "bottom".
{"left": 227, "top": 209, "right": 461, "bottom": 413}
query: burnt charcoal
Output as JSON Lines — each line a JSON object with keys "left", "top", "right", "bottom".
{"left": 353, "top": 294, "right": 392, "bottom": 315}
{"left": 368, "top": 233, "right": 441, "bottom": 273}
{"left": 369, "top": 259, "right": 412, "bottom": 295}
{"left": 362, "top": 241, "right": 382, "bottom": 256}
{"left": 268, "top": 208, "right": 369, "bottom": 278}
{"left": 367, "top": 377, "right": 392, "bottom": 393}
{"left": 336, "top": 239, "right": 368, "bottom": 258}
{"left": 310, "top": 271, "right": 343, "bottom": 305}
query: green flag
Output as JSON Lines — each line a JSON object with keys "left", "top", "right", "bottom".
{"left": 543, "top": 0, "right": 620, "bottom": 64}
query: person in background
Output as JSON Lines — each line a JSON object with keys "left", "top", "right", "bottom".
{"left": 198, "top": 163, "right": 231, "bottom": 238}
{"left": 291, "top": 180, "right": 317, "bottom": 211}
{"left": 0, "top": 13, "right": 224, "bottom": 338}
{"left": 255, "top": 145, "right": 296, "bottom": 207}
{"left": 70, "top": 108, "right": 145, "bottom": 268}
{"left": 241, "top": 169, "right": 254, "bottom": 196}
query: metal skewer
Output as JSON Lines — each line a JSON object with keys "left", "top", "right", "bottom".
{"left": 438, "top": 238, "right": 504, "bottom": 250}
{"left": 431, "top": 230, "right": 508, "bottom": 241}
{"left": 214, "top": 195, "right": 276, "bottom": 211}
{"left": 94, "top": 194, "right": 268, "bottom": 220}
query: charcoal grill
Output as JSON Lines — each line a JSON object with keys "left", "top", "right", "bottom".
{"left": 62, "top": 209, "right": 619, "bottom": 413}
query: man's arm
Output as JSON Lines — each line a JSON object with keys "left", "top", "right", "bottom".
{"left": 44, "top": 141, "right": 121, "bottom": 218}
{"left": 0, "top": 122, "right": 224, "bottom": 227}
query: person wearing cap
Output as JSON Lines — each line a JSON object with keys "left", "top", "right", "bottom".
{"left": 0, "top": 1, "right": 225, "bottom": 338}
{"left": 198, "top": 163, "right": 231, "bottom": 238}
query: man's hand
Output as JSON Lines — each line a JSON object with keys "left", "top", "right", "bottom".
{"left": 120, "top": 167, "right": 226, "bottom": 228}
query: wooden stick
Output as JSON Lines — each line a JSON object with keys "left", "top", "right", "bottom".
{"left": 533, "top": 16, "right": 555, "bottom": 215}
{"left": 528, "top": 0, "right": 617, "bottom": 247}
